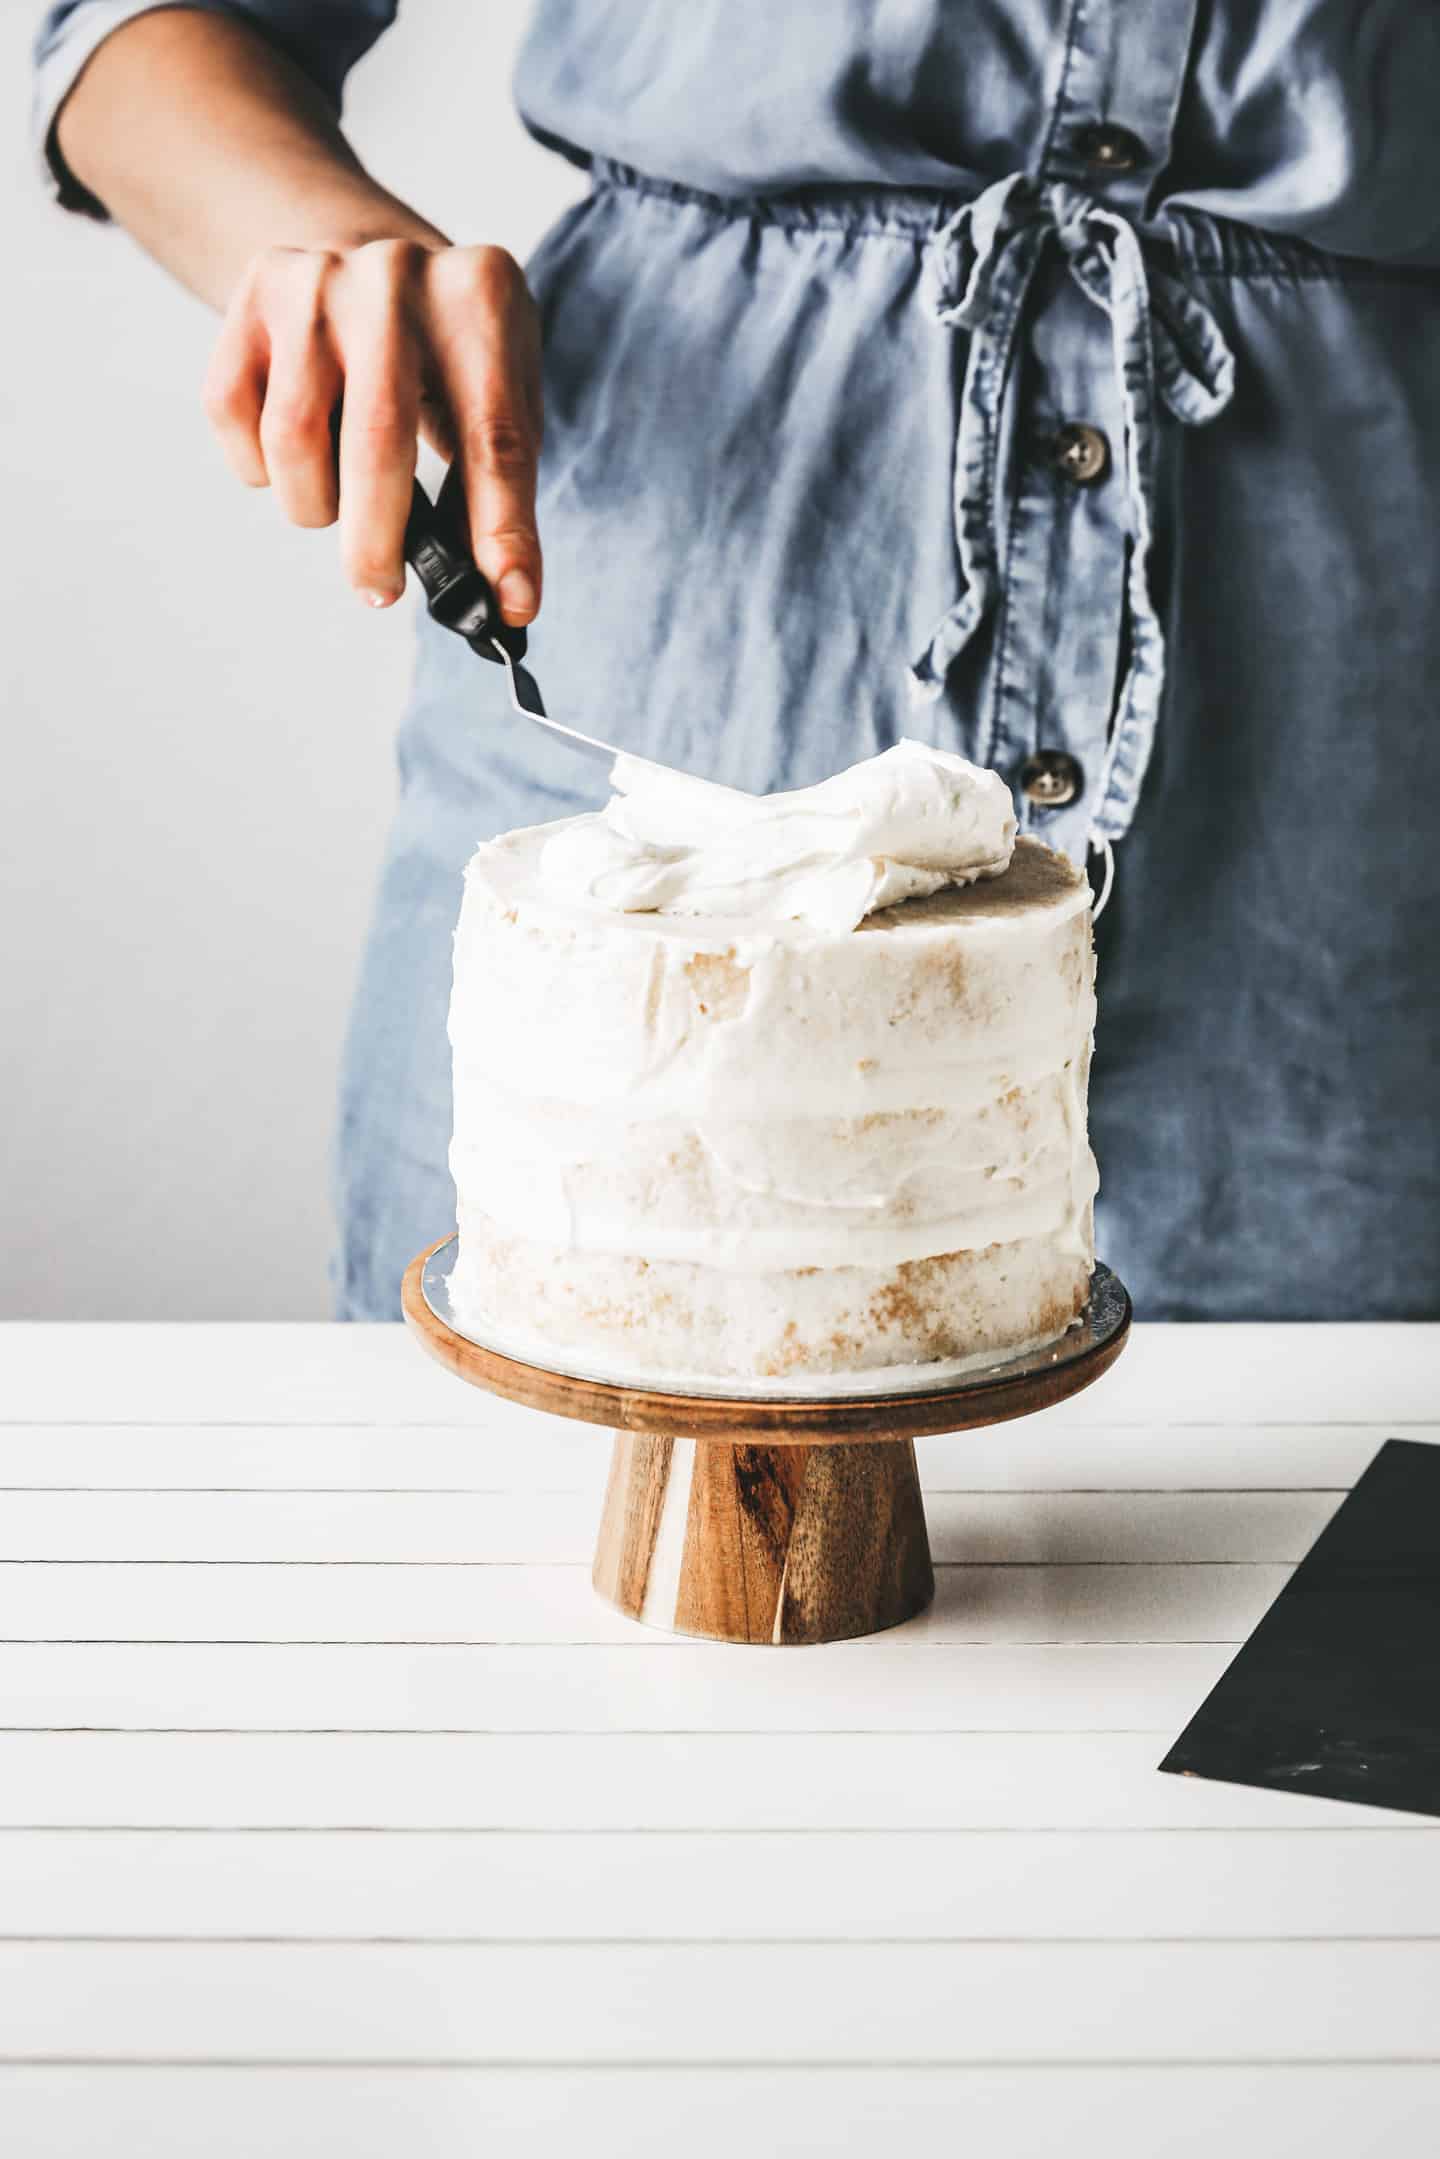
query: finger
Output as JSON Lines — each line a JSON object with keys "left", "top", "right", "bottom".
{"left": 255, "top": 274, "right": 344, "bottom": 530}
{"left": 426, "top": 247, "right": 542, "bottom": 626}
{"left": 417, "top": 376, "right": 458, "bottom": 466}
{"left": 331, "top": 242, "right": 424, "bottom": 607}
{"left": 516, "top": 273, "right": 544, "bottom": 452}
{"left": 202, "top": 308, "right": 269, "bottom": 489}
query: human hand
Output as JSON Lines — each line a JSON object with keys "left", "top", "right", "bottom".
{"left": 202, "top": 239, "right": 543, "bottom": 623}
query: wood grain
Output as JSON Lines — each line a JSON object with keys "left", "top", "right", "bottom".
{"left": 591, "top": 1433, "right": 673, "bottom": 1612}
{"left": 595, "top": 1436, "right": 934, "bottom": 1645}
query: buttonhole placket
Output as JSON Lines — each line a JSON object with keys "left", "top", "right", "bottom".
{"left": 909, "top": 171, "right": 1236, "bottom": 850}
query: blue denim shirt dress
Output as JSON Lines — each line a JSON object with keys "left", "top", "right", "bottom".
{"left": 35, "top": 1, "right": 1440, "bottom": 1322}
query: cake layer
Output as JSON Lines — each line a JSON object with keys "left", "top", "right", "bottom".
{"left": 447, "top": 1213, "right": 1093, "bottom": 1384}
{"left": 453, "top": 831, "right": 1094, "bottom": 1119}
{"left": 451, "top": 1060, "right": 1095, "bottom": 1271}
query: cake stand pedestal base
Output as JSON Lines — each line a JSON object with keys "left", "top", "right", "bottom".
{"left": 402, "top": 1237, "right": 1131, "bottom": 1649}
{"left": 593, "top": 1432, "right": 933, "bottom": 1645}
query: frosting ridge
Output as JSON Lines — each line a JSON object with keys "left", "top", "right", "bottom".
{"left": 538, "top": 738, "right": 1018, "bottom": 933}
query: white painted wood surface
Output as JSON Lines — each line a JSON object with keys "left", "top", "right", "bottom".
{"left": 1, "top": 1321, "right": 1437, "bottom": 2158}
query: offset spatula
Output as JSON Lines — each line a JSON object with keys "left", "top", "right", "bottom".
{"left": 402, "top": 465, "right": 620, "bottom": 771}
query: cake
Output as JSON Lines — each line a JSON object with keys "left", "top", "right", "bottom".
{"left": 447, "top": 739, "right": 1098, "bottom": 1390}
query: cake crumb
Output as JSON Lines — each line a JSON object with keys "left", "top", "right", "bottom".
{"left": 684, "top": 947, "right": 751, "bottom": 1020}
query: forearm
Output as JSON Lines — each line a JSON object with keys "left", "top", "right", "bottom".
{"left": 54, "top": 6, "right": 446, "bottom": 308}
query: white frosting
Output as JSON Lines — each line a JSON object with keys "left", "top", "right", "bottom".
{"left": 450, "top": 832, "right": 1096, "bottom": 1300}
{"left": 538, "top": 738, "right": 1018, "bottom": 934}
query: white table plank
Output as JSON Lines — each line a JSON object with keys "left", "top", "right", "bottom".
{"left": 4, "top": 1319, "right": 1436, "bottom": 2138}
{"left": 0, "top": 1487, "right": 1337, "bottom": 1561}
{"left": 6, "top": 2064, "right": 1436, "bottom": 2159}
{"left": 0, "top": 1421, "right": 1425, "bottom": 1491}
{"left": 4, "top": 1826, "right": 1437, "bottom": 1941}
{"left": 0, "top": 1639, "right": 1228, "bottom": 1731}
{"left": 0, "top": 1558, "right": 1289, "bottom": 1644}
{"left": 1, "top": 1730, "right": 1416, "bottom": 1830}
{"left": 0, "top": 1423, "right": 601, "bottom": 1491}
{"left": 0, "top": 1326, "right": 480, "bottom": 1428}
{"left": 3, "top": 1323, "right": 1437, "bottom": 1428}
{"left": 5, "top": 1939, "right": 1440, "bottom": 2062}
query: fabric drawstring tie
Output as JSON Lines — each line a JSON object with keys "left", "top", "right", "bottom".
{"left": 910, "top": 170, "right": 1236, "bottom": 850}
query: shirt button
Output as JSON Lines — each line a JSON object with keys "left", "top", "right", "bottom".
{"left": 1072, "top": 121, "right": 1148, "bottom": 173}
{"left": 1020, "top": 750, "right": 1083, "bottom": 809}
{"left": 1052, "top": 422, "right": 1109, "bottom": 487}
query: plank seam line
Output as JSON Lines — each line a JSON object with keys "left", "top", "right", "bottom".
{"left": 0, "top": 1638, "right": 1253, "bottom": 1648}
{"left": 0, "top": 1559, "right": 1303, "bottom": 1571}
{"left": 0, "top": 1640, "right": 1245, "bottom": 1652}
{"left": 2, "top": 1418, "right": 1433, "bottom": 1432}
{"left": 0, "top": 1476, "right": 1364, "bottom": 1494}
{"left": 0, "top": 1725, "right": 1178, "bottom": 1737}
{"left": 2, "top": 2056, "right": 1439, "bottom": 2071}
{"left": 2, "top": 1824, "right": 1432, "bottom": 1837}
{"left": 4, "top": 1933, "right": 1439, "bottom": 1948}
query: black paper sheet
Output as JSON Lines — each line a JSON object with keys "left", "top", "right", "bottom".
{"left": 1160, "top": 1438, "right": 1440, "bottom": 1817}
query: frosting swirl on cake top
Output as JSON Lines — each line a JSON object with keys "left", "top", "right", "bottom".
{"left": 538, "top": 739, "right": 1017, "bottom": 934}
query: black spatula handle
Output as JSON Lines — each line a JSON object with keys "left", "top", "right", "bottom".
{"left": 402, "top": 464, "right": 527, "bottom": 664}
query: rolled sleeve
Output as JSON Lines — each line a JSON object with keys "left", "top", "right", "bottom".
{"left": 33, "top": 0, "right": 398, "bottom": 217}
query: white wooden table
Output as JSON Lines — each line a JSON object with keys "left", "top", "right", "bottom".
{"left": 2, "top": 1322, "right": 1438, "bottom": 2156}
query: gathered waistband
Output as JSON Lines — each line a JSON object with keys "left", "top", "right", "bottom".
{"left": 588, "top": 154, "right": 1438, "bottom": 285}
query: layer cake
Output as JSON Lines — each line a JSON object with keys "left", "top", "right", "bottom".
{"left": 446, "top": 741, "right": 1098, "bottom": 1389}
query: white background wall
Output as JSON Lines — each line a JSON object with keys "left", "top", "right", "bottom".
{"left": 2, "top": 3, "right": 586, "bottom": 1317}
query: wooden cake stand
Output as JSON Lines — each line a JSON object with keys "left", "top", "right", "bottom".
{"left": 402, "top": 1236, "right": 1131, "bottom": 1647}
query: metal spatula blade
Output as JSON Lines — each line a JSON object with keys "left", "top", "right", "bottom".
{"left": 487, "top": 638, "right": 621, "bottom": 771}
